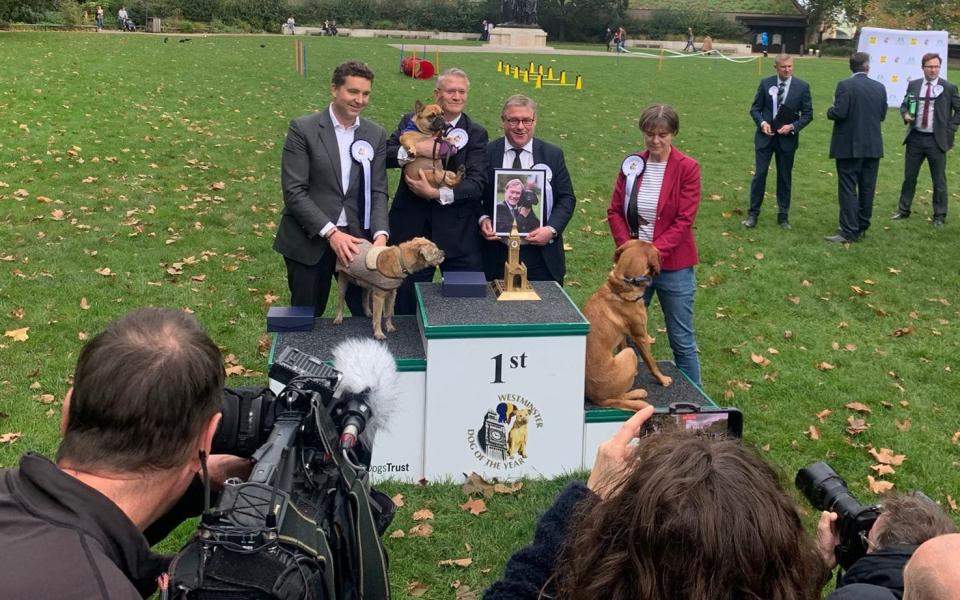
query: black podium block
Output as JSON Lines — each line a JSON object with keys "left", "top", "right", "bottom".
{"left": 585, "top": 360, "right": 714, "bottom": 421}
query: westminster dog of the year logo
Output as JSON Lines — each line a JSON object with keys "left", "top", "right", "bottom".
{"left": 466, "top": 396, "right": 543, "bottom": 470}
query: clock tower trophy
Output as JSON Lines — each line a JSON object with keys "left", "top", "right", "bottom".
{"left": 492, "top": 220, "right": 540, "bottom": 301}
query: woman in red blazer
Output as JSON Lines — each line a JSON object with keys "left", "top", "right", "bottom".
{"left": 607, "top": 104, "right": 702, "bottom": 385}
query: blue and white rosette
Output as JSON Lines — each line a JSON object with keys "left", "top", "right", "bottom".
{"left": 932, "top": 84, "right": 944, "bottom": 98}
{"left": 620, "top": 155, "right": 645, "bottom": 221}
{"left": 446, "top": 127, "right": 469, "bottom": 150}
{"left": 532, "top": 162, "right": 554, "bottom": 221}
{"left": 768, "top": 85, "right": 780, "bottom": 119}
{"left": 351, "top": 140, "right": 374, "bottom": 230}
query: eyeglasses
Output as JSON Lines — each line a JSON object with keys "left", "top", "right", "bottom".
{"left": 503, "top": 118, "right": 535, "bottom": 127}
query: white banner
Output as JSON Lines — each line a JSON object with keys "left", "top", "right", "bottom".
{"left": 857, "top": 27, "right": 950, "bottom": 107}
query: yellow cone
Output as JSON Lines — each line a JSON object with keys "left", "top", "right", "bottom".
{"left": 535, "top": 74, "right": 542, "bottom": 89}
{"left": 575, "top": 75, "right": 582, "bottom": 90}
{"left": 559, "top": 71, "right": 566, "bottom": 85}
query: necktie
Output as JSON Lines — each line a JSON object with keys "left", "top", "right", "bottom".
{"left": 511, "top": 147, "right": 523, "bottom": 170}
{"left": 921, "top": 82, "right": 932, "bottom": 129}
{"left": 776, "top": 80, "right": 785, "bottom": 117}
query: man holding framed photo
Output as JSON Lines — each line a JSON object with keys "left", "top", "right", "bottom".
{"left": 480, "top": 95, "right": 577, "bottom": 283}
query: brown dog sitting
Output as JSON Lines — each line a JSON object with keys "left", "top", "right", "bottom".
{"left": 397, "top": 100, "right": 464, "bottom": 189}
{"left": 334, "top": 237, "right": 445, "bottom": 339}
{"left": 583, "top": 240, "right": 673, "bottom": 411}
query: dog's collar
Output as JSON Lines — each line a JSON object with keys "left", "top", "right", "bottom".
{"left": 623, "top": 275, "right": 652, "bottom": 287}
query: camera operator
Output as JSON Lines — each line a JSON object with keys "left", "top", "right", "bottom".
{"left": 0, "top": 308, "right": 250, "bottom": 599}
{"left": 485, "top": 407, "right": 829, "bottom": 600}
{"left": 818, "top": 493, "right": 957, "bottom": 599}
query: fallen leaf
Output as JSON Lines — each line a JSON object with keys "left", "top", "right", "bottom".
{"left": 784, "top": 330, "right": 793, "bottom": 339}
{"left": 895, "top": 419, "right": 911, "bottom": 432}
{"left": 751, "top": 353, "right": 770, "bottom": 366}
{"left": 80, "top": 297, "right": 91, "bottom": 310}
{"left": 407, "top": 523, "right": 433, "bottom": 537}
{"left": 868, "top": 447, "right": 906, "bottom": 465}
{"left": 846, "top": 416, "right": 869, "bottom": 435}
{"left": 816, "top": 409, "right": 833, "bottom": 422}
{"left": 816, "top": 361, "right": 836, "bottom": 371}
{"left": 406, "top": 582, "right": 429, "bottom": 597}
{"left": 891, "top": 326, "right": 913, "bottom": 337}
{"left": 867, "top": 476, "right": 895, "bottom": 495}
{"left": 412, "top": 509, "right": 434, "bottom": 521}
{"left": 787, "top": 295, "right": 800, "bottom": 305}
{"left": 871, "top": 464, "right": 896, "bottom": 476}
{"left": 95, "top": 267, "right": 114, "bottom": 277}
{"left": 438, "top": 558, "right": 473, "bottom": 568}
{"left": 37, "top": 394, "right": 56, "bottom": 404}
{"left": 389, "top": 529, "right": 405, "bottom": 539}
{"left": 754, "top": 252, "right": 764, "bottom": 260}
{"left": 460, "top": 497, "right": 487, "bottom": 516}
{"left": 948, "top": 496, "right": 958, "bottom": 512}
{"left": 462, "top": 472, "right": 496, "bottom": 497}
{"left": 4, "top": 327, "right": 29, "bottom": 342}
{"left": 806, "top": 425, "right": 821, "bottom": 440}
{"left": 952, "top": 432, "right": 960, "bottom": 444}
{"left": 493, "top": 481, "right": 523, "bottom": 495}
{"left": 845, "top": 402, "right": 872, "bottom": 413}
{"left": 210, "top": 181, "right": 226, "bottom": 190}
{"left": 391, "top": 493, "right": 405, "bottom": 508}
{"left": 0, "top": 432, "right": 22, "bottom": 444}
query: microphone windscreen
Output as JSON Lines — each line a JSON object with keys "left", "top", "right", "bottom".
{"left": 332, "top": 338, "right": 399, "bottom": 444}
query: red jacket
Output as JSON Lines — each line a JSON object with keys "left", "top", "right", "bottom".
{"left": 607, "top": 147, "right": 701, "bottom": 271}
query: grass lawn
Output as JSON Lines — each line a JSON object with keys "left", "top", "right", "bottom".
{"left": 1, "top": 32, "right": 958, "bottom": 598}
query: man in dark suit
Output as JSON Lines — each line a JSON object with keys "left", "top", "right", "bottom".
{"left": 742, "top": 54, "right": 813, "bottom": 230}
{"left": 825, "top": 52, "right": 888, "bottom": 243}
{"left": 892, "top": 52, "right": 960, "bottom": 227}
{"left": 273, "top": 60, "right": 389, "bottom": 315}
{"left": 387, "top": 67, "right": 489, "bottom": 314}
{"left": 480, "top": 94, "right": 576, "bottom": 283}
{"left": 494, "top": 178, "right": 540, "bottom": 234}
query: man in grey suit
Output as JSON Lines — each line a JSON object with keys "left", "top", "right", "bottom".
{"left": 825, "top": 52, "right": 888, "bottom": 244}
{"left": 273, "top": 60, "right": 389, "bottom": 315}
{"left": 892, "top": 53, "right": 960, "bottom": 227}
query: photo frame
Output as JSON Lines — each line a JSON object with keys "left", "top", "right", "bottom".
{"left": 493, "top": 168, "right": 546, "bottom": 237}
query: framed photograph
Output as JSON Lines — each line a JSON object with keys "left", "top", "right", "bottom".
{"left": 493, "top": 168, "right": 546, "bottom": 237}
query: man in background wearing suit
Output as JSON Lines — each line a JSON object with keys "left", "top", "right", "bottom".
{"left": 387, "top": 67, "right": 489, "bottom": 314}
{"left": 742, "top": 54, "right": 813, "bottom": 230}
{"left": 480, "top": 94, "right": 576, "bottom": 284}
{"left": 273, "top": 60, "right": 389, "bottom": 315}
{"left": 825, "top": 52, "right": 888, "bottom": 243}
{"left": 892, "top": 53, "right": 960, "bottom": 227}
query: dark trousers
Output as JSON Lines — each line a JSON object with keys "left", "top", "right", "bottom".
{"left": 835, "top": 157, "right": 880, "bottom": 239}
{"left": 749, "top": 141, "right": 795, "bottom": 222}
{"left": 284, "top": 252, "right": 363, "bottom": 317}
{"left": 898, "top": 131, "right": 948, "bottom": 219}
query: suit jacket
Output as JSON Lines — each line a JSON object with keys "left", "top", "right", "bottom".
{"left": 750, "top": 75, "right": 814, "bottom": 152}
{"left": 386, "top": 111, "right": 488, "bottom": 261}
{"left": 272, "top": 109, "right": 389, "bottom": 266}
{"left": 494, "top": 201, "right": 539, "bottom": 233}
{"left": 484, "top": 137, "right": 577, "bottom": 281}
{"left": 607, "top": 147, "right": 700, "bottom": 272}
{"left": 900, "top": 77, "right": 960, "bottom": 152}
{"left": 827, "top": 72, "right": 888, "bottom": 160}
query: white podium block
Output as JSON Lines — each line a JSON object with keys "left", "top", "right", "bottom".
{"left": 416, "top": 281, "right": 588, "bottom": 481}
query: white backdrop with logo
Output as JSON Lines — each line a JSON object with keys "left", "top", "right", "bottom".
{"left": 857, "top": 27, "right": 950, "bottom": 107}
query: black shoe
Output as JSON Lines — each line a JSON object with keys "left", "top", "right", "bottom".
{"left": 824, "top": 234, "right": 853, "bottom": 243}
{"left": 890, "top": 212, "right": 910, "bottom": 220}
{"left": 854, "top": 231, "right": 866, "bottom": 241}
{"left": 932, "top": 218, "right": 945, "bottom": 227}
{"left": 742, "top": 215, "right": 757, "bottom": 228}
{"left": 779, "top": 221, "right": 792, "bottom": 230}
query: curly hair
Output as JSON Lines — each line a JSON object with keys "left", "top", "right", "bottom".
{"left": 551, "top": 433, "right": 826, "bottom": 600}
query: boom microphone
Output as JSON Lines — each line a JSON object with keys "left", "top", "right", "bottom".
{"left": 332, "top": 338, "right": 399, "bottom": 450}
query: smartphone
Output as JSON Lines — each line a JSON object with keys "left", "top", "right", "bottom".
{"left": 639, "top": 403, "right": 743, "bottom": 439}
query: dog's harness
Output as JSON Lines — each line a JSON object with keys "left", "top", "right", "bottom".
{"left": 336, "top": 241, "right": 405, "bottom": 290}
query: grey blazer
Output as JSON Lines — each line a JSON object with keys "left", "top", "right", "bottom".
{"left": 273, "top": 108, "right": 389, "bottom": 266}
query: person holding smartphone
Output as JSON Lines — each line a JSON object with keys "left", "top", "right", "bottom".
{"left": 484, "top": 407, "right": 829, "bottom": 600}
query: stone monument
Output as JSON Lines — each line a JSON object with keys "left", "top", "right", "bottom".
{"left": 488, "top": 0, "right": 549, "bottom": 49}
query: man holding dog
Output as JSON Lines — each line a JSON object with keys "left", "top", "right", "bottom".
{"left": 495, "top": 178, "right": 541, "bottom": 234}
{"left": 481, "top": 94, "right": 576, "bottom": 283}
{"left": 742, "top": 54, "right": 813, "bottom": 230}
{"left": 387, "top": 67, "right": 490, "bottom": 314}
{"left": 273, "top": 60, "right": 390, "bottom": 316}
{"left": 891, "top": 53, "right": 960, "bottom": 227}
{"left": 0, "top": 308, "right": 249, "bottom": 598}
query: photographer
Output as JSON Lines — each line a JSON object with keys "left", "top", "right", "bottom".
{"left": 485, "top": 407, "right": 828, "bottom": 600}
{"left": 818, "top": 493, "right": 956, "bottom": 599}
{"left": 0, "top": 308, "right": 249, "bottom": 598}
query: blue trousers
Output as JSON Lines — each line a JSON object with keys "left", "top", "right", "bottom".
{"left": 643, "top": 267, "right": 702, "bottom": 386}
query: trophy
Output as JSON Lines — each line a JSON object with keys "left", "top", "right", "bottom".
{"left": 492, "top": 220, "right": 540, "bottom": 301}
